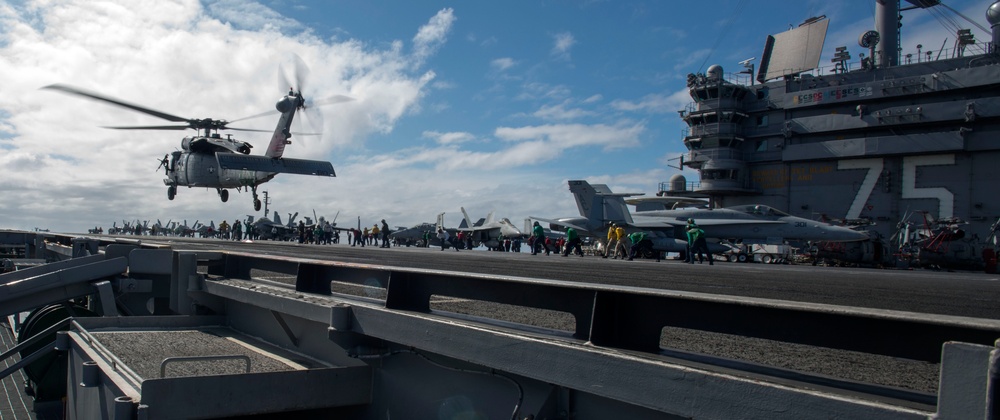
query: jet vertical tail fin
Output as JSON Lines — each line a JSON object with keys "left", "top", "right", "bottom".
{"left": 436, "top": 213, "right": 446, "bottom": 230}
{"left": 460, "top": 207, "right": 474, "bottom": 230}
{"left": 273, "top": 211, "right": 282, "bottom": 226}
{"left": 567, "top": 180, "right": 637, "bottom": 227}
{"left": 600, "top": 193, "right": 635, "bottom": 225}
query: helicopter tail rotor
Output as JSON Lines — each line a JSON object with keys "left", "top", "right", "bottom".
{"left": 278, "top": 53, "right": 311, "bottom": 99}
{"left": 277, "top": 54, "right": 356, "bottom": 145}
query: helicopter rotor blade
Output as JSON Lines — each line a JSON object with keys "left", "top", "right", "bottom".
{"left": 310, "top": 95, "right": 354, "bottom": 107}
{"left": 229, "top": 94, "right": 353, "bottom": 124}
{"left": 297, "top": 103, "right": 325, "bottom": 145}
{"left": 229, "top": 109, "right": 279, "bottom": 124}
{"left": 44, "top": 84, "right": 240, "bottom": 133}
{"left": 292, "top": 53, "right": 309, "bottom": 93}
{"left": 103, "top": 125, "right": 191, "bottom": 130}
{"left": 43, "top": 84, "right": 189, "bottom": 122}
{"left": 278, "top": 53, "right": 310, "bottom": 93}
{"left": 224, "top": 127, "right": 275, "bottom": 133}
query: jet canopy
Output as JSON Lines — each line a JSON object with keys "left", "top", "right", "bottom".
{"left": 727, "top": 205, "right": 790, "bottom": 217}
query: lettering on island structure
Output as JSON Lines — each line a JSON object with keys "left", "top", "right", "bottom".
{"left": 752, "top": 163, "right": 834, "bottom": 190}
{"left": 792, "top": 86, "right": 874, "bottom": 106}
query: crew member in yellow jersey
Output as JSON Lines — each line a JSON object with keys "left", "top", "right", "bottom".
{"left": 603, "top": 223, "right": 616, "bottom": 258}
{"left": 613, "top": 223, "right": 628, "bottom": 259}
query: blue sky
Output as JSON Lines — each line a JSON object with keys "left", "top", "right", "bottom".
{"left": 0, "top": 0, "right": 993, "bottom": 233}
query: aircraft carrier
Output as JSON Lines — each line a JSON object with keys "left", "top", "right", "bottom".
{"left": 667, "top": 0, "right": 1000, "bottom": 267}
{"left": 3, "top": 2, "right": 1000, "bottom": 418}
{"left": 1, "top": 231, "right": 999, "bottom": 419}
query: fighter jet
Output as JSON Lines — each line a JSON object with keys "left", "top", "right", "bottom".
{"left": 532, "top": 180, "right": 869, "bottom": 254}
{"left": 458, "top": 207, "right": 524, "bottom": 250}
{"left": 247, "top": 211, "right": 298, "bottom": 241}
{"left": 195, "top": 221, "right": 217, "bottom": 238}
{"left": 171, "top": 220, "right": 199, "bottom": 237}
{"left": 389, "top": 213, "right": 451, "bottom": 247}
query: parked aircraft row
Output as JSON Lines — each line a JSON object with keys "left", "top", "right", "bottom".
{"left": 531, "top": 180, "right": 870, "bottom": 257}
{"left": 389, "top": 210, "right": 530, "bottom": 250}
{"left": 90, "top": 180, "right": 882, "bottom": 263}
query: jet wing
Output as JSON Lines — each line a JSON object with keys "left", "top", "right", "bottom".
{"left": 651, "top": 218, "right": 783, "bottom": 227}
{"left": 629, "top": 220, "right": 680, "bottom": 229}
{"left": 216, "top": 153, "right": 336, "bottom": 177}
{"left": 529, "top": 217, "right": 592, "bottom": 234}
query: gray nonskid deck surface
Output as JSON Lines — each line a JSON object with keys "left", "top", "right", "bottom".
{"left": 90, "top": 328, "right": 314, "bottom": 380}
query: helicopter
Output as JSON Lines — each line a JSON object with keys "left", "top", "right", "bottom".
{"left": 43, "top": 62, "right": 349, "bottom": 211}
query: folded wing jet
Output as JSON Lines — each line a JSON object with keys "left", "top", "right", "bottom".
{"left": 532, "top": 180, "right": 868, "bottom": 253}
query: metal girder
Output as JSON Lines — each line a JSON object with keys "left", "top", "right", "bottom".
{"left": 0, "top": 257, "right": 127, "bottom": 317}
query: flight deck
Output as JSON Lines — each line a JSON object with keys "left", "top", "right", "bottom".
{"left": 2, "top": 231, "right": 998, "bottom": 419}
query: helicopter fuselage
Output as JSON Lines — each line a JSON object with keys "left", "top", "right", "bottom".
{"left": 163, "top": 135, "right": 275, "bottom": 189}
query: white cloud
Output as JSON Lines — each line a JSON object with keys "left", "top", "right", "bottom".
{"left": 412, "top": 8, "right": 456, "bottom": 66}
{"left": 551, "top": 31, "right": 575, "bottom": 60}
{"left": 532, "top": 101, "right": 596, "bottom": 121}
{"left": 0, "top": 0, "right": 458, "bottom": 232}
{"left": 495, "top": 121, "right": 644, "bottom": 152}
{"left": 610, "top": 88, "right": 691, "bottom": 114}
{"left": 206, "top": 0, "right": 303, "bottom": 32}
{"left": 514, "top": 82, "right": 571, "bottom": 101}
{"left": 422, "top": 130, "right": 475, "bottom": 145}
{"left": 491, "top": 57, "right": 516, "bottom": 71}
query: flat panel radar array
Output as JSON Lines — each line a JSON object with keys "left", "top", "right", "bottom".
{"left": 757, "top": 17, "right": 829, "bottom": 83}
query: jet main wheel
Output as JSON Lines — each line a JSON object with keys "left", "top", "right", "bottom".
{"left": 254, "top": 199, "right": 261, "bottom": 211}
{"left": 167, "top": 186, "right": 176, "bottom": 200}
{"left": 220, "top": 190, "right": 229, "bottom": 202}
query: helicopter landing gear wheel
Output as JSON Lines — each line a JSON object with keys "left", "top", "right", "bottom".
{"left": 219, "top": 189, "right": 229, "bottom": 203}
{"left": 167, "top": 186, "right": 176, "bottom": 200}
{"left": 254, "top": 199, "right": 261, "bottom": 211}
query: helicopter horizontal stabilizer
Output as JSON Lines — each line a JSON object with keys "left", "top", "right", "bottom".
{"left": 216, "top": 153, "right": 336, "bottom": 177}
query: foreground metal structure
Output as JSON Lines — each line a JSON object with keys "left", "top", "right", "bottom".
{"left": 1, "top": 230, "right": 999, "bottom": 419}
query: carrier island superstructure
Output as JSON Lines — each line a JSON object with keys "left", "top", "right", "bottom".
{"left": 666, "top": 1, "right": 1000, "bottom": 258}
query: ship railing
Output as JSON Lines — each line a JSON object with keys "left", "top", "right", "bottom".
{"left": 657, "top": 181, "right": 701, "bottom": 194}
{"left": 686, "top": 148, "right": 745, "bottom": 162}
{"left": 717, "top": 41, "right": 996, "bottom": 87}
{"left": 685, "top": 123, "right": 745, "bottom": 138}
